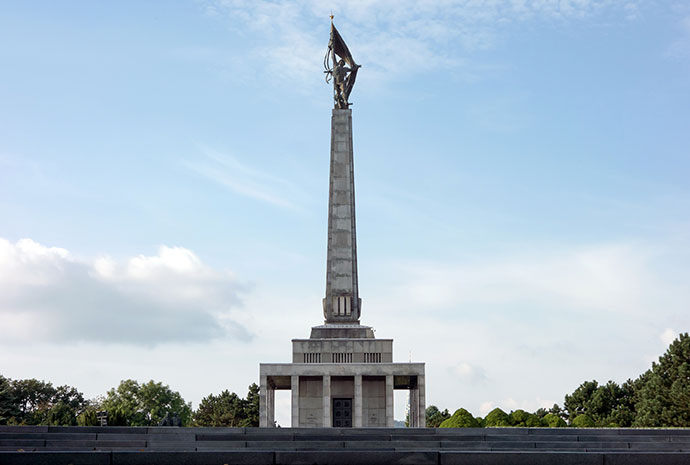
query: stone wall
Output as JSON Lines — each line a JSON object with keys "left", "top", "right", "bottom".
{"left": 298, "top": 377, "right": 323, "bottom": 428}
{"left": 331, "top": 377, "right": 354, "bottom": 399}
{"left": 362, "top": 376, "right": 386, "bottom": 427}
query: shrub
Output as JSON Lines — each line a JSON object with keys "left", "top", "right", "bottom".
{"left": 510, "top": 409, "right": 543, "bottom": 427}
{"left": 543, "top": 413, "right": 567, "bottom": 427}
{"left": 439, "top": 408, "right": 480, "bottom": 428}
{"left": 483, "top": 408, "right": 512, "bottom": 427}
{"left": 571, "top": 414, "right": 595, "bottom": 427}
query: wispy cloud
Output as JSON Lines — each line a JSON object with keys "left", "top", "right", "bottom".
{"left": 372, "top": 241, "right": 687, "bottom": 317}
{"left": 666, "top": 14, "right": 690, "bottom": 59}
{"left": 199, "top": 0, "right": 645, "bottom": 88}
{"left": 183, "top": 146, "right": 304, "bottom": 210}
{"left": 0, "top": 238, "right": 251, "bottom": 346}
{"left": 452, "top": 361, "right": 489, "bottom": 385}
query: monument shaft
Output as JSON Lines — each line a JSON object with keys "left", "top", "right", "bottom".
{"left": 323, "top": 108, "right": 360, "bottom": 323}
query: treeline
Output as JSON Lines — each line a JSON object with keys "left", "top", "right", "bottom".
{"left": 3, "top": 333, "right": 689, "bottom": 428}
{"left": 431, "top": 332, "right": 690, "bottom": 428}
{"left": 0, "top": 376, "right": 259, "bottom": 427}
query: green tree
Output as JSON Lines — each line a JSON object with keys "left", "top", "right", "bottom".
{"left": 425, "top": 405, "right": 451, "bottom": 428}
{"left": 0, "top": 375, "right": 20, "bottom": 424}
{"left": 571, "top": 414, "right": 595, "bottom": 427}
{"left": 634, "top": 333, "right": 690, "bottom": 427}
{"left": 5, "top": 378, "right": 87, "bottom": 426}
{"left": 77, "top": 409, "right": 99, "bottom": 426}
{"left": 439, "top": 408, "right": 480, "bottom": 428}
{"left": 102, "top": 379, "right": 192, "bottom": 426}
{"left": 563, "top": 379, "right": 635, "bottom": 427}
{"left": 542, "top": 413, "right": 567, "bottom": 427}
{"left": 194, "top": 384, "right": 259, "bottom": 427}
{"left": 106, "top": 408, "right": 128, "bottom": 426}
{"left": 245, "top": 383, "right": 260, "bottom": 427}
{"left": 483, "top": 408, "right": 512, "bottom": 427}
{"left": 44, "top": 385, "right": 87, "bottom": 426}
{"left": 564, "top": 380, "right": 598, "bottom": 422}
{"left": 548, "top": 403, "right": 567, "bottom": 421}
{"left": 602, "top": 379, "right": 636, "bottom": 427}
{"left": 10, "top": 378, "right": 57, "bottom": 424}
{"left": 76, "top": 396, "right": 105, "bottom": 426}
{"left": 510, "top": 409, "right": 542, "bottom": 427}
{"left": 194, "top": 390, "right": 245, "bottom": 426}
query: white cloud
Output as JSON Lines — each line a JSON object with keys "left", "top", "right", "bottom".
{"left": 660, "top": 328, "right": 677, "bottom": 346}
{"left": 452, "top": 362, "right": 488, "bottom": 385}
{"left": 0, "top": 238, "right": 251, "bottom": 346}
{"left": 377, "top": 241, "right": 679, "bottom": 316}
{"left": 200, "top": 0, "right": 645, "bottom": 88}
{"left": 361, "top": 237, "right": 690, "bottom": 417}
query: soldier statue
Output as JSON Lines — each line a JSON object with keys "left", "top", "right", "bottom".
{"left": 324, "top": 21, "right": 361, "bottom": 109}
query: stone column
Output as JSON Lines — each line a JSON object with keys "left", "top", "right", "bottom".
{"left": 409, "top": 383, "right": 419, "bottom": 427}
{"left": 354, "top": 374, "right": 363, "bottom": 427}
{"left": 268, "top": 383, "right": 275, "bottom": 428}
{"left": 291, "top": 375, "right": 300, "bottom": 428}
{"left": 259, "top": 375, "right": 268, "bottom": 427}
{"left": 323, "top": 375, "right": 332, "bottom": 428}
{"left": 323, "top": 108, "right": 361, "bottom": 323}
{"left": 417, "top": 375, "right": 426, "bottom": 428}
{"left": 385, "top": 375, "right": 394, "bottom": 428}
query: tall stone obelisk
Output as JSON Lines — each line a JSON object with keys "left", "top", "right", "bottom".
{"left": 321, "top": 21, "right": 363, "bottom": 325}
{"left": 258, "top": 21, "right": 426, "bottom": 429}
{"left": 323, "top": 108, "right": 361, "bottom": 323}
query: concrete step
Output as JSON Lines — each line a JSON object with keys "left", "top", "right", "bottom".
{"left": 110, "top": 451, "right": 274, "bottom": 465}
{"left": 0, "top": 433, "right": 97, "bottom": 440}
{"left": 4, "top": 426, "right": 690, "bottom": 456}
{"left": 0, "top": 451, "right": 111, "bottom": 464}
{"left": 274, "top": 450, "right": 438, "bottom": 465}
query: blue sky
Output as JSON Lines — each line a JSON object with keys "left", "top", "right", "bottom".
{"left": 1, "top": 0, "right": 689, "bottom": 423}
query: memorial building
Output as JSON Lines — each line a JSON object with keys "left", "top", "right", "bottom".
{"left": 258, "top": 22, "right": 426, "bottom": 428}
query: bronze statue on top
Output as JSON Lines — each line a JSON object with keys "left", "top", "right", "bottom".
{"left": 324, "top": 21, "right": 361, "bottom": 109}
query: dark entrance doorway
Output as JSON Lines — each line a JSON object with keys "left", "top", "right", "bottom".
{"left": 332, "top": 398, "right": 352, "bottom": 427}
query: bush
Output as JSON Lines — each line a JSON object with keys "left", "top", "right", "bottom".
{"left": 439, "top": 408, "right": 480, "bottom": 428}
{"left": 571, "top": 414, "right": 595, "bottom": 427}
{"left": 510, "top": 409, "right": 543, "bottom": 427}
{"left": 483, "top": 408, "right": 512, "bottom": 427}
{"left": 543, "top": 413, "right": 567, "bottom": 427}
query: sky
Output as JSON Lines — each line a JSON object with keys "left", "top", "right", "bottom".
{"left": 1, "top": 0, "right": 689, "bottom": 425}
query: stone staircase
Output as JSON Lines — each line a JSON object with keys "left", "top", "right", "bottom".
{"left": 2, "top": 425, "right": 690, "bottom": 464}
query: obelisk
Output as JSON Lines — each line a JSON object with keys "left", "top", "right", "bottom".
{"left": 259, "top": 21, "right": 426, "bottom": 428}
{"left": 323, "top": 108, "right": 360, "bottom": 323}
{"left": 321, "top": 21, "right": 363, "bottom": 324}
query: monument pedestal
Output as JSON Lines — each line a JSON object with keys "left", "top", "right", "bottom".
{"left": 259, "top": 360, "right": 425, "bottom": 428}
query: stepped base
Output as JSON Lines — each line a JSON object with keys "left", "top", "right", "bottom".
{"left": 3, "top": 426, "right": 690, "bottom": 464}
